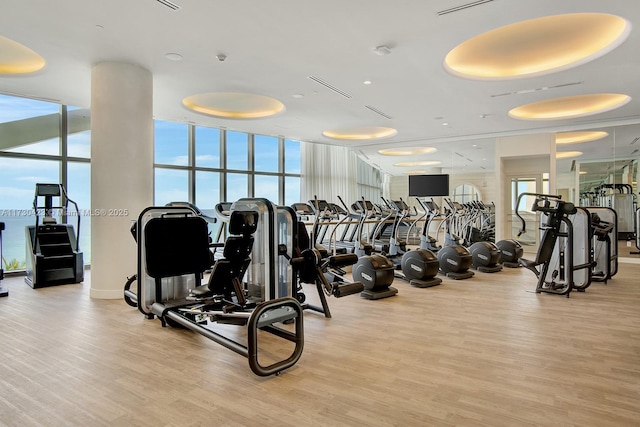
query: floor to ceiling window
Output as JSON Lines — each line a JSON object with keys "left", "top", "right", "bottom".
{"left": 0, "top": 94, "right": 91, "bottom": 271}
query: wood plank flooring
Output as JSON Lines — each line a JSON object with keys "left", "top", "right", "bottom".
{"left": 1, "top": 258, "right": 639, "bottom": 426}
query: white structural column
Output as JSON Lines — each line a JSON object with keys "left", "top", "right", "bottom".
{"left": 90, "top": 62, "right": 153, "bottom": 299}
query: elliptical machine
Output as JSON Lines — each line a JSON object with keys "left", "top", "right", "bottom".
{"left": 434, "top": 199, "right": 474, "bottom": 280}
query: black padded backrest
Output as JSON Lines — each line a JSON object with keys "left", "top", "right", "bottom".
{"left": 144, "top": 216, "right": 211, "bottom": 278}
{"left": 223, "top": 235, "right": 254, "bottom": 260}
{"left": 228, "top": 211, "right": 258, "bottom": 236}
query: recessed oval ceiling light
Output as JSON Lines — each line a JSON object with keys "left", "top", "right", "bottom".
{"left": 556, "top": 131, "right": 609, "bottom": 144}
{"left": 0, "top": 35, "right": 46, "bottom": 74}
{"left": 394, "top": 160, "right": 442, "bottom": 167}
{"left": 378, "top": 147, "right": 437, "bottom": 156}
{"left": 405, "top": 170, "right": 428, "bottom": 175}
{"left": 322, "top": 126, "right": 397, "bottom": 140}
{"left": 579, "top": 171, "right": 588, "bottom": 175}
{"left": 556, "top": 151, "right": 583, "bottom": 159}
{"left": 509, "top": 94, "right": 631, "bottom": 120}
{"left": 445, "top": 13, "right": 630, "bottom": 80}
{"left": 183, "top": 92, "right": 285, "bottom": 119}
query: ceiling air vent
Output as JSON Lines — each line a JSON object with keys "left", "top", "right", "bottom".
{"left": 365, "top": 105, "right": 393, "bottom": 119}
{"left": 630, "top": 137, "right": 639, "bottom": 145}
{"left": 156, "top": 0, "right": 180, "bottom": 11}
{"left": 437, "top": 0, "right": 494, "bottom": 16}
{"left": 308, "top": 76, "right": 352, "bottom": 99}
{"left": 491, "top": 82, "right": 583, "bottom": 98}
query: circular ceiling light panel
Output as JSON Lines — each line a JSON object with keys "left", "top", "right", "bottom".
{"left": 405, "top": 170, "right": 428, "bottom": 175}
{"left": 0, "top": 35, "right": 46, "bottom": 74}
{"left": 556, "top": 151, "right": 583, "bottom": 159}
{"left": 509, "top": 94, "right": 630, "bottom": 120}
{"left": 378, "top": 147, "right": 437, "bottom": 156}
{"left": 322, "top": 126, "right": 397, "bottom": 140}
{"left": 394, "top": 160, "right": 442, "bottom": 167}
{"left": 182, "top": 92, "right": 285, "bottom": 119}
{"left": 556, "top": 131, "right": 609, "bottom": 144}
{"left": 444, "top": 13, "right": 630, "bottom": 80}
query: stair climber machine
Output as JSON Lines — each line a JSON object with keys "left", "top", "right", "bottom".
{"left": 378, "top": 198, "right": 442, "bottom": 288}
{"left": 127, "top": 199, "right": 303, "bottom": 376}
{"left": 517, "top": 193, "right": 593, "bottom": 297}
{"left": 433, "top": 200, "right": 474, "bottom": 280}
{"left": 584, "top": 207, "right": 618, "bottom": 284}
{"left": 0, "top": 222, "right": 7, "bottom": 297}
{"left": 25, "top": 183, "right": 83, "bottom": 288}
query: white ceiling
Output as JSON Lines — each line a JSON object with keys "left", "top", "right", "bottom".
{"left": 1, "top": 0, "right": 639, "bottom": 183}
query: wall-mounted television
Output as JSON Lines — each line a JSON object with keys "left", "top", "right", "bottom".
{"left": 408, "top": 174, "right": 449, "bottom": 197}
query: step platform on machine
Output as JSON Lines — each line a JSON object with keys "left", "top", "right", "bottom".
{"left": 352, "top": 254, "right": 398, "bottom": 299}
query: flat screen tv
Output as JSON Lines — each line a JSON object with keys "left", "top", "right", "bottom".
{"left": 408, "top": 174, "right": 449, "bottom": 197}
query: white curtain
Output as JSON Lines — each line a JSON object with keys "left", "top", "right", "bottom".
{"left": 301, "top": 142, "right": 358, "bottom": 209}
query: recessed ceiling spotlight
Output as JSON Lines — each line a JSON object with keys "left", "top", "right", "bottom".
{"left": 292, "top": 93, "right": 304, "bottom": 99}
{"left": 378, "top": 147, "right": 437, "bottom": 156}
{"left": 373, "top": 45, "right": 392, "bottom": 56}
{"left": 363, "top": 80, "right": 372, "bottom": 85}
{"left": 165, "top": 53, "right": 183, "bottom": 61}
{"left": 442, "top": 122, "right": 449, "bottom": 126}
{"left": 95, "top": 24, "right": 104, "bottom": 30}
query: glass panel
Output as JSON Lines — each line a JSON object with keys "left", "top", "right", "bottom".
{"left": 67, "top": 162, "right": 91, "bottom": 263}
{"left": 154, "top": 168, "right": 188, "bottom": 206}
{"left": 511, "top": 177, "right": 539, "bottom": 250}
{"left": 0, "top": 158, "right": 60, "bottom": 270}
{"left": 195, "top": 126, "right": 220, "bottom": 168}
{"left": 67, "top": 106, "right": 91, "bottom": 158}
{"left": 195, "top": 171, "right": 222, "bottom": 243}
{"left": 195, "top": 171, "right": 220, "bottom": 211}
{"left": 226, "top": 131, "right": 248, "bottom": 170}
{"left": 0, "top": 94, "right": 61, "bottom": 156}
{"left": 255, "top": 174, "right": 279, "bottom": 204}
{"left": 226, "top": 173, "right": 248, "bottom": 202}
{"left": 154, "top": 120, "right": 188, "bottom": 166}
{"left": 285, "top": 176, "right": 301, "bottom": 206}
{"left": 254, "top": 135, "right": 279, "bottom": 173}
{"left": 285, "top": 139, "right": 301, "bottom": 173}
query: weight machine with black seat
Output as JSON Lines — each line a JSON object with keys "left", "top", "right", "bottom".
{"left": 128, "top": 199, "right": 303, "bottom": 376}
{"left": 517, "top": 193, "right": 593, "bottom": 297}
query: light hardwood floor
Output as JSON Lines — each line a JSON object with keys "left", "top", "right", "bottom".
{"left": 1, "top": 258, "right": 639, "bottom": 427}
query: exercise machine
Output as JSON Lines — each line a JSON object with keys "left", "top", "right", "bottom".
{"left": 0, "top": 222, "right": 7, "bottom": 297}
{"left": 495, "top": 239, "right": 524, "bottom": 268}
{"left": 288, "top": 220, "right": 364, "bottom": 318}
{"left": 397, "top": 249, "right": 442, "bottom": 288}
{"left": 434, "top": 199, "right": 474, "bottom": 280}
{"left": 586, "top": 207, "right": 618, "bottom": 283}
{"left": 130, "top": 199, "right": 303, "bottom": 376}
{"left": 352, "top": 253, "right": 398, "bottom": 299}
{"left": 25, "top": 183, "right": 83, "bottom": 288}
{"left": 517, "top": 193, "right": 592, "bottom": 297}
